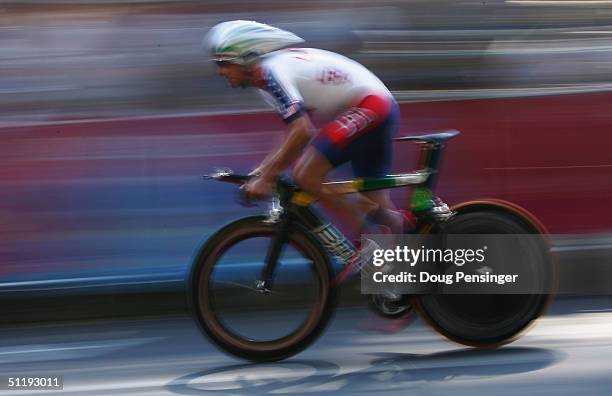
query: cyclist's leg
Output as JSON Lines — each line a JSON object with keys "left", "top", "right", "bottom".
{"left": 346, "top": 94, "right": 403, "bottom": 233}
{"left": 292, "top": 147, "right": 375, "bottom": 233}
{"left": 363, "top": 190, "right": 395, "bottom": 211}
{"left": 295, "top": 93, "right": 402, "bottom": 233}
{"left": 362, "top": 190, "right": 403, "bottom": 232}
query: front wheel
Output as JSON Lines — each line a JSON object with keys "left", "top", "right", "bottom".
{"left": 189, "top": 216, "right": 337, "bottom": 362}
{"left": 413, "top": 207, "right": 556, "bottom": 347}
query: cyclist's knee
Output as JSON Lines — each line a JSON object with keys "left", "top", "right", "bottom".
{"left": 293, "top": 166, "right": 319, "bottom": 193}
{"left": 292, "top": 163, "right": 305, "bottom": 185}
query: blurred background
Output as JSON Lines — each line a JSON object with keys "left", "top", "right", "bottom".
{"left": 2, "top": 3, "right": 612, "bottom": 394}
{"left": 2, "top": 0, "right": 612, "bottom": 316}
{"left": 4, "top": 0, "right": 612, "bottom": 120}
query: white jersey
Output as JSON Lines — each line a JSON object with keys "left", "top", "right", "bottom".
{"left": 255, "top": 48, "right": 392, "bottom": 124}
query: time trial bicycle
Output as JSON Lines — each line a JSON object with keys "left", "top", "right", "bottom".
{"left": 189, "top": 130, "right": 555, "bottom": 362}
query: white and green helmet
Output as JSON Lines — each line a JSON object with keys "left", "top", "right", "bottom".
{"left": 205, "top": 20, "right": 304, "bottom": 65}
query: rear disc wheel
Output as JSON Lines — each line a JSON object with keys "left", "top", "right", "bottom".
{"left": 414, "top": 210, "right": 554, "bottom": 347}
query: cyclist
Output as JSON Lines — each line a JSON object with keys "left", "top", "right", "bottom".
{"left": 204, "top": 20, "right": 406, "bottom": 255}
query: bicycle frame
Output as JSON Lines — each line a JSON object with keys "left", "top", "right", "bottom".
{"left": 195, "top": 130, "right": 556, "bottom": 360}
{"left": 205, "top": 130, "right": 459, "bottom": 292}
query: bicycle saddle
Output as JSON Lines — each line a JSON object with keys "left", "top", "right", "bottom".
{"left": 394, "top": 129, "right": 460, "bottom": 144}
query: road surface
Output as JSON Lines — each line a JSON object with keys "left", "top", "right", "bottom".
{"left": 1, "top": 297, "right": 611, "bottom": 395}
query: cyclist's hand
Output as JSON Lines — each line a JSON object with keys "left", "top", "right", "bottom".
{"left": 242, "top": 176, "right": 274, "bottom": 201}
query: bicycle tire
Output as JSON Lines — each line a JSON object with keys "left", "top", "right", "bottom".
{"left": 413, "top": 209, "right": 555, "bottom": 348}
{"left": 189, "top": 216, "right": 337, "bottom": 362}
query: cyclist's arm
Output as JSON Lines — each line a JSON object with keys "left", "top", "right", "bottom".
{"left": 254, "top": 62, "right": 311, "bottom": 179}
{"left": 258, "top": 115, "right": 314, "bottom": 181}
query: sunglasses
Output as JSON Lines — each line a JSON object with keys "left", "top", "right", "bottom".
{"left": 214, "top": 60, "right": 234, "bottom": 67}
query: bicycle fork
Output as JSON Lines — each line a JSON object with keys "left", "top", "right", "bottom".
{"left": 255, "top": 200, "right": 289, "bottom": 294}
{"left": 254, "top": 197, "right": 357, "bottom": 293}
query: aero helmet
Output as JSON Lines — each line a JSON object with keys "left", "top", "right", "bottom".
{"left": 205, "top": 20, "right": 304, "bottom": 65}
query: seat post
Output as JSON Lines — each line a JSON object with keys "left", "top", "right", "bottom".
{"left": 395, "top": 130, "right": 459, "bottom": 188}
{"left": 419, "top": 142, "right": 445, "bottom": 192}
{"left": 409, "top": 142, "right": 447, "bottom": 213}
{"left": 394, "top": 130, "right": 459, "bottom": 212}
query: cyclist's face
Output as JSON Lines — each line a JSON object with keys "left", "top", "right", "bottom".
{"left": 216, "top": 62, "right": 251, "bottom": 88}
